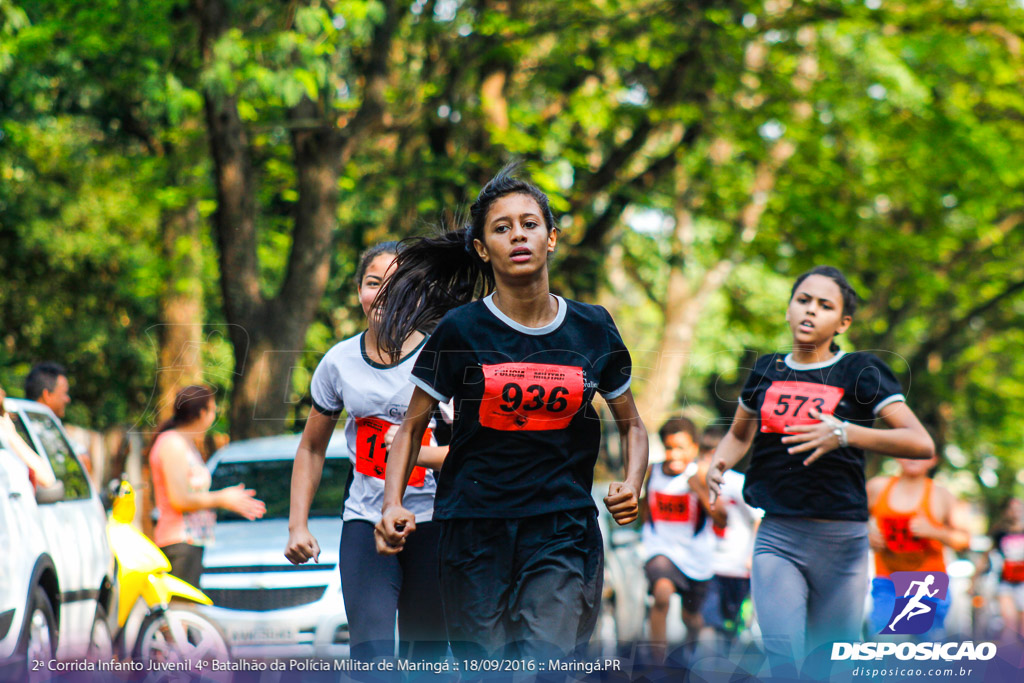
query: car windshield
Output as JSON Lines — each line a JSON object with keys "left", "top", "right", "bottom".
{"left": 22, "top": 410, "right": 91, "bottom": 500}
{"left": 210, "top": 458, "right": 350, "bottom": 521}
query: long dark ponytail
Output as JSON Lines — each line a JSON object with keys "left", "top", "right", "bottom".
{"left": 374, "top": 162, "right": 558, "bottom": 361}
{"left": 790, "top": 265, "right": 860, "bottom": 353}
{"left": 372, "top": 224, "right": 493, "bottom": 362}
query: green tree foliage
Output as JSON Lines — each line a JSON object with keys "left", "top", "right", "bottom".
{"left": 0, "top": 115, "right": 161, "bottom": 428}
{"left": 607, "top": 0, "right": 1024, "bottom": 512}
{"left": 2, "top": 0, "right": 1023, "bottom": 509}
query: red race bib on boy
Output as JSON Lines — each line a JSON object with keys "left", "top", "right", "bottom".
{"left": 650, "top": 492, "right": 695, "bottom": 524}
{"left": 479, "top": 363, "right": 584, "bottom": 431}
{"left": 1002, "top": 534, "right": 1024, "bottom": 583}
{"left": 354, "top": 417, "right": 430, "bottom": 488}
{"left": 760, "top": 381, "right": 844, "bottom": 435}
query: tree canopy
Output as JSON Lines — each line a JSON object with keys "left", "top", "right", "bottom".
{"left": 2, "top": 0, "right": 1022, "bottom": 511}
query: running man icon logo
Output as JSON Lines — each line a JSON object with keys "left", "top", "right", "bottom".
{"left": 880, "top": 571, "right": 949, "bottom": 635}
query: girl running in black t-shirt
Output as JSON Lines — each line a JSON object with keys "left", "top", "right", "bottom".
{"left": 371, "top": 164, "right": 649, "bottom": 662}
{"left": 707, "top": 266, "right": 934, "bottom": 670}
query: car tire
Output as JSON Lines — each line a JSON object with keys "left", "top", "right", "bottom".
{"left": 86, "top": 604, "right": 114, "bottom": 660}
{"left": 18, "top": 586, "right": 56, "bottom": 667}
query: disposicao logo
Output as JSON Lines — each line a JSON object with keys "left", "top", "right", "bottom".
{"left": 881, "top": 571, "right": 948, "bottom": 635}
{"left": 831, "top": 570, "right": 997, "bottom": 663}
{"left": 831, "top": 641, "right": 996, "bottom": 662}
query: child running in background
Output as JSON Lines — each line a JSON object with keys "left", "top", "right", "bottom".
{"left": 701, "top": 426, "right": 762, "bottom": 648}
{"left": 373, "top": 164, "right": 648, "bottom": 662}
{"left": 642, "top": 416, "right": 724, "bottom": 664}
{"left": 867, "top": 452, "right": 970, "bottom": 637}
{"left": 986, "top": 497, "right": 1024, "bottom": 643}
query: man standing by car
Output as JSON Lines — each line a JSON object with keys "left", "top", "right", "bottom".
{"left": 24, "top": 362, "right": 71, "bottom": 420}
{"left": 24, "top": 361, "right": 91, "bottom": 474}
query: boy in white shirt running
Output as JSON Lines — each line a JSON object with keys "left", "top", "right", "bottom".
{"left": 642, "top": 417, "right": 725, "bottom": 663}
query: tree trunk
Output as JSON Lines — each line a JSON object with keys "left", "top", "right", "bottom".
{"left": 195, "top": 0, "right": 390, "bottom": 439}
{"left": 157, "top": 200, "right": 205, "bottom": 424}
{"left": 634, "top": 204, "right": 736, "bottom": 427}
{"left": 226, "top": 330, "right": 303, "bottom": 439}
{"left": 225, "top": 118, "right": 341, "bottom": 440}
{"left": 634, "top": 133, "right": 793, "bottom": 426}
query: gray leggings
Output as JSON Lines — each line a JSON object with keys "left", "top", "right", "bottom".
{"left": 752, "top": 517, "right": 868, "bottom": 667}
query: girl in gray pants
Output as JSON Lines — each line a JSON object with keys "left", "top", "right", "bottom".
{"left": 707, "top": 266, "right": 935, "bottom": 671}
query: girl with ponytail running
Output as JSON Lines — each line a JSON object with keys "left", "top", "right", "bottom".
{"left": 372, "top": 164, "right": 649, "bottom": 662}
{"left": 707, "top": 266, "right": 934, "bottom": 669}
{"left": 285, "top": 242, "right": 450, "bottom": 662}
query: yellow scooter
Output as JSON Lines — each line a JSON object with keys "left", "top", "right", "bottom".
{"left": 92, "top": 481, "right": 230, "bottom": 666}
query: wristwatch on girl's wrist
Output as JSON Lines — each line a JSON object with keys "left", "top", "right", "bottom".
{"left": 821, "top": 414, "right": 849, "bottom": 448}
{"left": 834, "top": 420, "right": 849, "bottom": 448}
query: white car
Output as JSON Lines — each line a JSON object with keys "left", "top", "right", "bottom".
{"left": 197, "top": 435, "right": 351, "bottom": 658}
{"left": 0, "top": 398, "right": 115, "bottom": 673}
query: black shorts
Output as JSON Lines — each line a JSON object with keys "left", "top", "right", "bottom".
{"left": 701, "top": 575, "right": 751, "bottom": 633}
{"left": 161, "top": 542, "right": 204, "bottom": 587}
{"left": 644, "top": 554, "right": 709, "bottom": 614}
{"left": 438, "top": 508, "right": 603, "bottom": 662}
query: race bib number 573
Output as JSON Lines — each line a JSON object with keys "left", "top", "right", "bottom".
{"left": 760, "top": 381, "right": 844, "bottom": 434}
{"left": 479, "top": 363, "right": 584, "bottom": 431}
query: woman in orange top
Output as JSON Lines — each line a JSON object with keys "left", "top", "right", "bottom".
{"left": 149, "top": 385, "right": 266, "bottom": 585}
{"left": 866, "top": 453, "right": 970, "bottom": 634}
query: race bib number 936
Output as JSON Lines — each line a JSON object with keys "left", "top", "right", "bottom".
{"left": 479, "top": 362, "right": 584, "bottom": 431}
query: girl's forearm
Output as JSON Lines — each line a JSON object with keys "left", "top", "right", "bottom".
{"left": 168, "top": 487, "right": 220, "bottom": 513}
{"left": 934, "top": 525, "right": 970, "bottom": 552}
{"left": 711, "top": 431, "right": 752, "bottom": 472}
{"left": 382, "top": 424, "right": 423, "bottom": 510}
{"left": 288, "top": 445, "right": 325, "bottom": 530}
{"left": 846, "top": 424, "right": 934, "bottom": 459}
{"left": 383, "top": 388, "right": 440, "bottom": 511}
{"left": 619, "top": 420, "right": 649, "bottom": 492}
{"left": 415, "top": 445, "right": 448, "bottom": 470}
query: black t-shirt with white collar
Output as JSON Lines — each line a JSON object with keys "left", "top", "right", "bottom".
{"left": 410, "top": 294, "right": 632, "bottom": 520}
{"left": 739, "top": 350, "right": 906, "bottom": 522}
